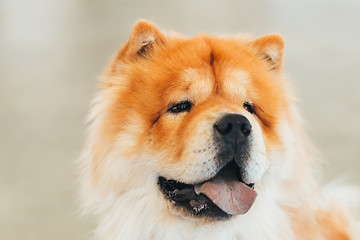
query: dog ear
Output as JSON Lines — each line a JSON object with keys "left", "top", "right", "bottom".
{"left": 117, "top": 20, "right": 166, "bottom": 61}
{"left": 252, "top": 34, "right": 284, "bottom": 71}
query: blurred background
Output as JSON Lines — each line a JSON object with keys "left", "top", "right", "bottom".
{"left": 1, "top": 0, "right": 359, "bottom": 239}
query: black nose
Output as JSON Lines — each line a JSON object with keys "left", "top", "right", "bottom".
{"left": 214, "top": 114, "right": 252, "bottom": 143}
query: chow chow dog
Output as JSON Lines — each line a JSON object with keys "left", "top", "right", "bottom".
{"left": 79, "top": 21, "right": 359, "bottom": 239}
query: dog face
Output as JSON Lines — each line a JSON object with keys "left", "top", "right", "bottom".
{"left": 84, "top": 21, "right": 293, "bottom": 220}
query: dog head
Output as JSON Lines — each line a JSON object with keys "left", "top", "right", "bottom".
{"left": 81, "top": 21, "right": 297, "bottom": 221}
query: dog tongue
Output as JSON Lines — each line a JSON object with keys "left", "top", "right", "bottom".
{"left": 195, "top": 174, "right": 257, "bottom": 215}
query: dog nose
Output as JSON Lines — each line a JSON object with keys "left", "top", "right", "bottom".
{"left": 214, "top": 114, "right": 252, "bottom": 143}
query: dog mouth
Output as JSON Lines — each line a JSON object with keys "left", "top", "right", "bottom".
{"left": 158, "top": 160, "right": 257, "bottom": 219}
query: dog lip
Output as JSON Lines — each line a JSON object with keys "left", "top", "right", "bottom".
{"left": 157, "top": 160, "right": 255, "bottom": 217}
{"left": 158, "top": 160, "right": 256, "bottom": 196}
{"left": 158, "top": 177, "right": 196, "bottom": 201}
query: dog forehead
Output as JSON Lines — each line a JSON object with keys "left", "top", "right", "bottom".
{"left": 162, "top": 68, "right": 252, "bottom": 109}
{"left": 182, "top": 68, "right": 213, "bottom": 101}
{"left": 172, "top": 67, "right": 250, "bottom": 102}
{"left": 138, "top": 36, "right": 273, "bottom": 106}
{"left": 221, "top": 69, "right": 250, "bottom": 99}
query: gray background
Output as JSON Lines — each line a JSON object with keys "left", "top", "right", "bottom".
{"left": 1, "top": 0, "right": 359, "bottom": 239}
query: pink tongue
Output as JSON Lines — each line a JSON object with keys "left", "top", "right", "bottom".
{"left": 196, "top": 175, "right": 257, "bottom": 215}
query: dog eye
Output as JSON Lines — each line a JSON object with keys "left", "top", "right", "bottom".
{"left": 168, "top": 101, "right": 193, "bottom": 114}
{"left": 243, "top": 102, "right": 255, "bottom": 114}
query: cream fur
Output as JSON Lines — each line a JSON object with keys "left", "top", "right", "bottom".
{"left": 78, "top": 21, "right": 359, "bottom": 240}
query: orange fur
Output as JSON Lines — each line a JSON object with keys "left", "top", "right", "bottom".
{"left": 79, "top": 21, "right": 359, "bottom": 240}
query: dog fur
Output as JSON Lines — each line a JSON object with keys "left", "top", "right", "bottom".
{"left": 79, "top": 21, "right": 360, "bottom": 240}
